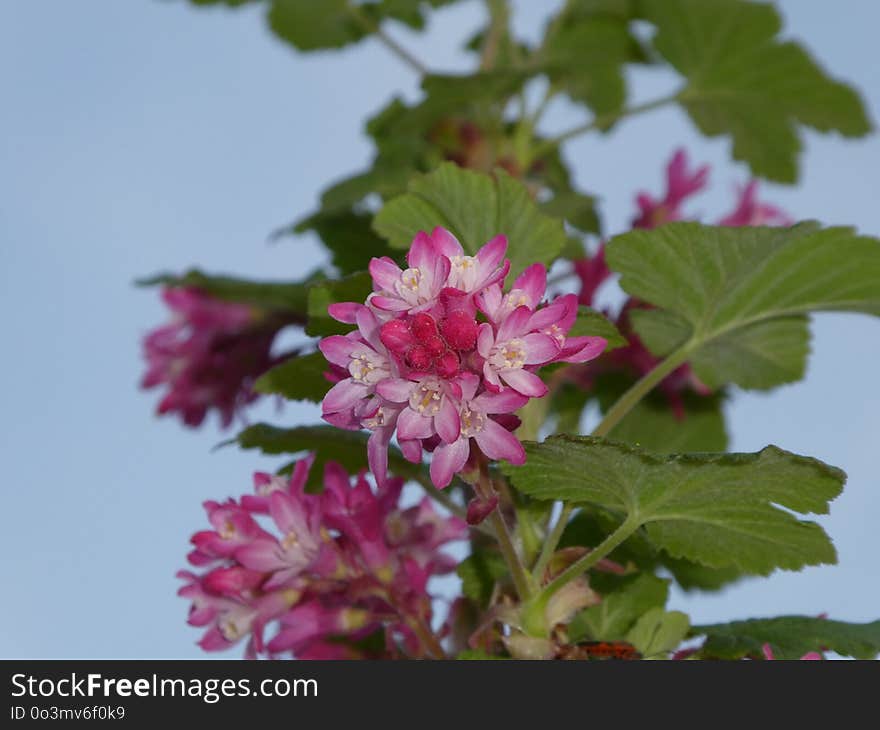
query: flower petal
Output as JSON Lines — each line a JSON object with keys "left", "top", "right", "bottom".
{"left": 430, "top": 438, "right": 470, "bottom": 488}
{"left": 435, "top": 397, "right": 461, "bottom": 443}
{"left": 522, "top": 332, "right": 561, "bottom": 365}
{"left": 475, "top": 419, "right": 525, "bottom": 464}
{"left": 500, "top": 368, "right": 548, "bottom": 397}
{"left": 369, "top": 256, "right": 403, "bottom": 291}
{"left": 322, "top": 379, "right": 369, "bottom": 414}
{"left": 397, "top": 408, "right": 434, "bottom": 440}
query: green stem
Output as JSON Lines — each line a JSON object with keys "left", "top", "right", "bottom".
{"left": 531, "top": 503, "right": 574, "bottom": 581}
{"left": 540, "top": 516, "right": 640, "bottom": 600}
{"left": 591, "top": 343, "right": 692, "bottom": 438}
{"left": 533, "top": 91, "right": 682, "bottom": 158}
{"left": 348, "top": 4, "right": 430, "bottom": 76}
{"left": 479, "top": 0, "right": 509, "bottom": 71}
{"left": 478, "top": 458, "right": 534, "bottom": 600}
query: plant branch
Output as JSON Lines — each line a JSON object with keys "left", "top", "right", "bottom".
{"left": 349, "top": 4, "right": 430, "bottom": 76}
{"left": 478, "top": 457, "right": 534, "bottom": 600}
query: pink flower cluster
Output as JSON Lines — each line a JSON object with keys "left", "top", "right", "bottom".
{"left": 178, "top": 455, "right": 465, "bottom": 659}
{"left": 141, "top": 287, "right": 286, "bottom": 428}
{"left": 319, "top": 228, "right": 608, "bottom": 488}
{"left": 575, "top": 149, "right": 792, "bottom": 416}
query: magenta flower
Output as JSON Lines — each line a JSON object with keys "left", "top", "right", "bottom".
{"left": 318, "top": 227, "right": 608, "bottom": 488}
{"left": 632, "top": 148, "right": 709, "bottom": 229}
{"left": 141, "top": 287, "right": 290, "bottom": 428}
{"left": 427, "top": 227, "right": 510, "bottom": 294}
{"left": 178, "top": 455, "right": 466, "bottom": 659}
{"left": 429, "top": 373, "right": 528, "bottom": 488}
{"left": 718, "top": 181, "right": 792, "bottom": 227}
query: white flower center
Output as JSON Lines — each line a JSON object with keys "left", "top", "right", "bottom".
{"left": 349, "top": 349, "right": 389, "bottom": 384}
{"left": 395, "top": 267, "right": 430, "bottom": 306}
{"left": 409, "top": 380, "right": 443, "bottom": 415}
{"left": 544, "top": 324, "right": 565, "bottom": 348}
{"left": 363, "top": 406, "right": 392, "bottom": 430}
{"left": 490, "top": 338, "right": 526, "bottom": 370}
{"left": 448, "top": 255, "right": 479, "bottom": 291}
{"left": 459, "top": 405, "right": 486, "bottom": 437}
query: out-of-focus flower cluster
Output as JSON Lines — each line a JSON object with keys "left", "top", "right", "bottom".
{"left": 141, "top": 287, "right": 292, "bottom": 428}
{"left": 178, "top": 455, "right": 465, "bottom": 659}
{"left": 574, "top": 149, "right": 792, "bottom": 416}
{"left": 319, "top": 228, "right": 608, "bottom": 488}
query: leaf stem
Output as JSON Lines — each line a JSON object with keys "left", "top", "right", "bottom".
{"left": 478, "top": 457, "right": 535, "bottom": 600}
{"left": 591, "top": 343, "right": 692, "bottom": 438}
{"left": 348, "top": 4, "right": 430, "bottom": 76}
{"left": 533, "top": 91, "right": 682, "bottom": 157}
{"left": 531, "top": 503, "right": 574, "bottom": 581}
{"left": 540, "top": 516, "right": 640, "bottom": 600}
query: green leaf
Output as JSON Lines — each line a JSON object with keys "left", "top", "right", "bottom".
{"left": 377, "top": 0, "right": 461, "bottom": 30}
{"left": 268, "top": 0, "right": 367, "bottom": 52}
{"left": 373, "top": 163, "right": 568, "bottom": 277}
{"left": 569, "top": 573, "right": 669, "bottom": 642}
{"left": 693, "top": 616, "right": 880, "bottom": 660}
{"left": 606, "top": 222, "right": 880, "bottom": 390}
{"left": 641, "top": 0, "right": 871, "bottom": 182}
{"left": 305, "top": 271, "right": 373, "bottom": 337}
{"left": 253, "top": 352, "right": 329, "bottom": 403}
{"left": 137, "top": 269, "right": 312, "bottom": 316}
{"left": 569, "top": 307, "right": 626, "bottom": 351}
{"left": 503, "top": 435, "right": 845, "bottom": 575}
{"left": 457, "top": 551, "right": 508, "bottom": 607}
{"left": 235, "top": 423, "right": 426, "bottom": 489}
{"left": 626, "top": 607, "right": 690, "bottom": 657}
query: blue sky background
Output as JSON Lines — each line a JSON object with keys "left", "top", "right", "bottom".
{"left": 1, "top": 1, "right": 878, "bottom": 658}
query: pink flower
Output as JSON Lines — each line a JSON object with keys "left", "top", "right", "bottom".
{"left": 632, "top": 149, "right": 709, "bottom": 229}
{"left": 429, "top": 374, "right": 528, "bottom": 488}
{"left": 178, "top": 456, "right": 466, "bottom": 659}
{"left": 318, "top": 227, "right": 608, "bottom": 488}
{"left": 718, "top": 181, "right": 792, "bottom": 227}
{"left": 478, "top": 294, "right": 606, "bottom": 397}
{"left": 427, "top": 227, "right": 510, "bottom": 294}
{"left": 141, "top": 287, "right": 289, "bottom": 428}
